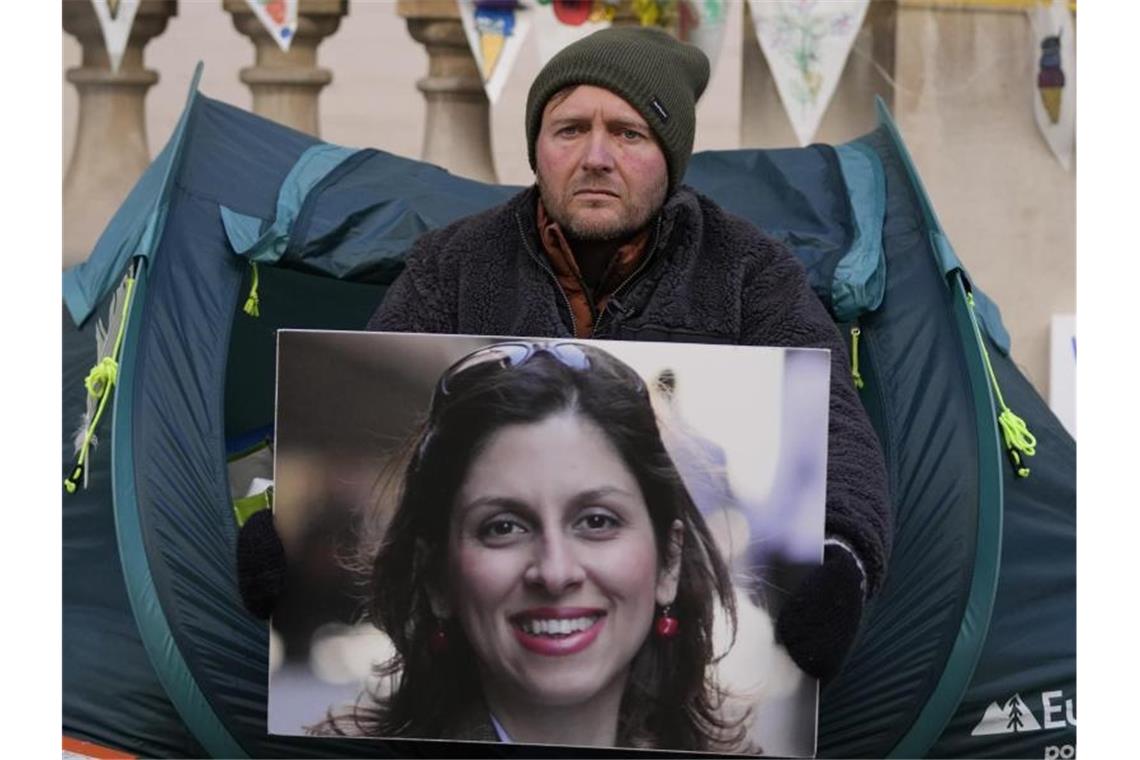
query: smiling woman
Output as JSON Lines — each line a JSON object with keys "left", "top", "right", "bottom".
{"left": 314, "top": 341, "right": 749, "bottom": 752}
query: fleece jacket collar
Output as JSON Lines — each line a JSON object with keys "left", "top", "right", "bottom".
{"left": 535, "top": 195, "right": 654, "bottom": 338}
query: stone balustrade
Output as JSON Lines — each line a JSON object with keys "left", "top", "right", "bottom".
{"left": 223, "top": 0, "right": 348, "bottom": 137}
{"left": 64, "top": 0, "right": 898, "bottom": 265}
{"left": 397, "top": 0, "right": 497, "bottom": 183}
{"left": 62, "top": 0, "right": 177, "bottom": 269}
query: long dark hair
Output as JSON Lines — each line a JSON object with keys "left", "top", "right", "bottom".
{"left": 322, "top": 341, "right": 745, "bottom": 750}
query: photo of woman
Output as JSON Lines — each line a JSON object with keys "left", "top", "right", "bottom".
{"left": 265, "top": 332, "right": 827, "bottom": 756}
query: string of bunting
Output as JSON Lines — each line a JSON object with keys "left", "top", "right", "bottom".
{"left": 83, "top": 0, "right": 1073, "bottom": 172}
{"left": 456, "top": 0, "right": 867, "bottom": 147}
{"left": 455, "top": 0, "right": 1075, "bottom": 162}
{"left": 457, "top": 0, "right": 730, "bottom": 105}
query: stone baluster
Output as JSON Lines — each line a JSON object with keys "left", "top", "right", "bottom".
{"left": 397, "top": 0, "right": 496, "bottom": 183}
{"left": 63, "top": 0, "right": 177, "bottom": 269}
{"left": 223, "top": 0, "right": 348, "bottom": 137}
{"left": 741, "top": 0, "right": 898, "bottom": 147}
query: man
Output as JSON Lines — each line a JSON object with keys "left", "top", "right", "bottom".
{"left": 365, "top": 26, "right": 891, "bottom": 682}
{"left": 240, "top": 25, "right": 888, "bottom": 684}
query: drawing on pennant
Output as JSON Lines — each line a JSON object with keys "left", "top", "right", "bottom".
{"left": 1037, "top": 32, "right": 1065, "bottom": 124}
{"left": 758, "top": 2, "right": 857, "bottom": 110}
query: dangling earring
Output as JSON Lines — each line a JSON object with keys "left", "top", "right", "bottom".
{"left": 655, "top": 605, "right": 679, "bottom": 639}
{"left": 428, "top": 618, "right": 450, "bottom": 654}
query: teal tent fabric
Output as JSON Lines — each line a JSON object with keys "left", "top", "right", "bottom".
{"left": 61, "top": 80, "right": 1071, "bottom": 759}
{"left": 63, "top": 305, "right": 205, "bottom": 758}
{"left": 832, "top": 142, "right": 887, "bottom": 322}
{"left": 220, "top": 143, "right": 361, "bottom": 264}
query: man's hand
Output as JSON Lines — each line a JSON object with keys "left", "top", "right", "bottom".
{"left": 775, "top": 540, "right": 866, "bottom": 683}
{"left": 236, "top": 509, "right": 286, "bottom": 620}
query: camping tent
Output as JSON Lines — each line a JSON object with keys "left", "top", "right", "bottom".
{"left": 62, "top": 68, "right": 1075, "bottom": 758}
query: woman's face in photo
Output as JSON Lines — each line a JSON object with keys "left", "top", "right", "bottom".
{"left": 444, "top": 411, "right": 674, "bottom": 710}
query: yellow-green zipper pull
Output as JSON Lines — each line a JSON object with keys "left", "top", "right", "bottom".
{"left": 66, "top": 273, "right": 136, "bottom": 493}
{"left": 966, "top": 291, "right": 1037, "bottom": 478}
{"left": 850, "top": 325, "right": 865, "bottom": 390}
{"left": 243, "top": 261, "right": 261, "bottom": 318}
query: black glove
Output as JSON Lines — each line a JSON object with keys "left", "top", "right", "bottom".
{"left": 775, "top": 541, "right": 866, "bottom": 683}
{"left": 236, "top": 509, "right": 286, "bottom": 620}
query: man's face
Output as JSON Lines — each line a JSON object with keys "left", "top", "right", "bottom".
{"left": 535, "top": 85, "right": 669, "bottom": 242}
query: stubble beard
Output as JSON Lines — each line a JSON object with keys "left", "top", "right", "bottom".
{"left": 537, "top": 171, "right": 666, "bottom": 245}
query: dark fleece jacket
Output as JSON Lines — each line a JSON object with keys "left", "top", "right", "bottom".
{"left": 367, "top": 186, "right": 891, "bottom": 595}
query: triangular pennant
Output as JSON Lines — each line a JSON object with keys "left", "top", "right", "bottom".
{"left": 459, "top": 0, "right": 532, "bottom": 104}
{"left": 89, "top": 0, "right": 141, "bottom": 73}
{"left": 243, "top": 0, "right": 299, "bottom": 53}
{"left": 531, "top": 0, "right": 728, "bottom": 82}
{"left": 675, "top": 0, "right": 730, "bottom": 73}
{"left": 532, "top": 0, "right": 615, "bottom": 66}
{"left": 1029, "top": 0, "right": 1075, "bottom": 170}
{"left": 747, "top": 0, "right": 869, "bottom": 146}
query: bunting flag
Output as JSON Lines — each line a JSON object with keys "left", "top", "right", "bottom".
{"left": 675, "top": 0, "right": 730, "bottom": 73}
{"left": 532, "top": 0, "right": 727, "bottom": 71}
{"left": 244, "top": 0, "right": 299, "bottom": 52}
{"left": 462, "top": 0, "right": 729, "bottom": 103}
{"left": 89, "top": 0, "right": 141, "bottom": 73}
{"left": 531, "top": 0, "right": 615, "bottom": 68}
{"left": 1029, "top": 0, "right": 1075, "bottom": 169}
{"left": 747, "top": 0, "right": 869, "bottom": 146}
{"left": 459, "top": 0, "right": 532, "bottom": 103}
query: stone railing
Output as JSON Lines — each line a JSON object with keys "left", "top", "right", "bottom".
{"left": 397, "top": 0, "right": 496, "bottom": 183}
{"left": 63, "top": 0, "right": 177, "bottom": 269}
{"left": 63, "top": 0, "right": 898, "bottom": 268}
{"left": 223, "top": 0, "right": 347, "bottom": 137}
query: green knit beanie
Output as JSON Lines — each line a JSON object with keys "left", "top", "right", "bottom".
{"left": 526, "top": 26, "right": 710, "bottom": 193}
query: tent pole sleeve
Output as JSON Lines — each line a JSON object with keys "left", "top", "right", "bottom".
{"left": 888, "top": 272, "right": 1005, "bottom": 757}
{"left": 110, "top": 263, "right": 249, "bottom": 759}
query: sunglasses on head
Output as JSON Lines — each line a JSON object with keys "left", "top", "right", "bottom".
{"left": 414, "top": 340, "right": 647, "bottom": 469}
{"left": 435, "top": 341, "right": 593, "bottom": 400}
